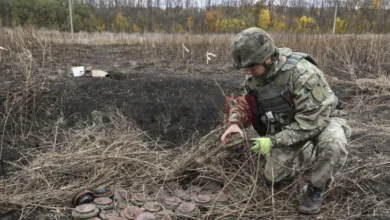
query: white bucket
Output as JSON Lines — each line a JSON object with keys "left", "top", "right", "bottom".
{"left": 71, "top": 66, "right": 85, "bottom": 77}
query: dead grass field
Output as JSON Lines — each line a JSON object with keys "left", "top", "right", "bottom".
{"left": 0, "top": 28, "right": 389, "bottom": 219}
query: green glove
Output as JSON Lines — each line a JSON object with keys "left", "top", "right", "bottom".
{"left": 250, "top": 137, "right": 273, "bottom": 154}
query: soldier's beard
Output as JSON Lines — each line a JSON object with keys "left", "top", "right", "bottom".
{"left": 254, "top": 62, "right": 277, "bottom": 83}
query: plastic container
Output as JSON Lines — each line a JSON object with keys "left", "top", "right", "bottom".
{"left": 72, "top": 66, "right": 85, "bottom": 77}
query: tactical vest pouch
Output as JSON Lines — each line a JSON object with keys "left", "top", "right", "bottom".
{"left": 245, "top": 94, "right": 268, "bottom": 136}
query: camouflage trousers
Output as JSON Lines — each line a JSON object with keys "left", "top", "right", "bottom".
{"left": 263, "top": 117, "right": 351, "bottom": 189}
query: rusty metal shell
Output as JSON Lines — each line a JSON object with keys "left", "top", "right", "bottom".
{"left": 107, "top": 217, "right": 127, "bottom": 220}
{"left": 116, "top": 202, "right": 130, "bottom": 210}
{"left": 72, "top": 189, "right": 94, "bottom": 207}
{"left": 177, "top": 202, "right": 196, "bottom": 213}
{"left": 122, "top": 206, "right": 142, "bottom": 220}
{"left": 143, "top": 202, "right": 162, "bottom": 212}
{"left": 212, "top": 193, "right": 229, "bottom": 204}
{"left": 86, "top": 217, "right": 102, "bottom": 220}
{"left": 94, "top": 197, "right": 114, "bottom": 210}
{"left": 72, "top": 204, "right": 99, "bottom": 219}
{"left": 191, "top": 194, "right": 211, "bottom": 204}
{"left": 160, "top": 215, "right": 175, "bottom": 220}
{"left": 75, "top": 204, "right": 96, "bottom": 213}
{"left": 176, "top": 190, "right": 191, "bottom": 201}
{"left": 95, "top": 197, "right": 113, "bottom": 205}
{"left": 202, "top": 182, "right": 222, "bottom": 192}
{"left": 162, "top": 197, "right": 181, "bottom": 210}
{"left": 131, "top": 193, "right": 150, "bottom": 206}
{"left": 136, "top": 213, "right": 156, "bottom": 220}
{"left": 99, "top": 209, "right": 120, "bottom": 219}
{"left": 94, "top": 186, "right": 110, "bottom": 194}
{"left": 114, "top": 189, "right": 132, "bottom": 203}
{"left": 155, "top": 210, "right": 176, "bottom": 220}
{"left": 176, "top": 202, "right": 200, "bottom": 217}
{"left": 186, "top": 186, "right": 202, "bottom": 194}
{"left": 93, "top": 186, "right": 114, "bottom": 198}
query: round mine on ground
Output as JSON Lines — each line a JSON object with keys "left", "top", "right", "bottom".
{"left": 99, "top": 209, "right": 120, "bottom": 219}
{"left": 176, "top": 190, "right": 191, "bottom": 201}
{"left": 114, "top": 189, "right": 132, "bottom": 203}
{"left": 94, "top": 186, "right": 114, "bottom": 198}
{"left": 107, "top": 217, "right": 127, "bottom": 220}
{"left": 212, "top": 193, "right": 229, "bottom": 204}
{"left": 136, "top": 212, "right": 156, "bottom": 220}
{"left": 116, "top": 202, "right": 130, "bottom": 210}
{"left": 75, "top": 204, "right": 96, "bottom": 213}
{"left": 94, "top": 197, "right": 114, "bottom": 210}
{"left": 176, "top": 202, "right": 200, "bottom": 217}
{"left": 143, "top": 201, "right": 162, "bottom": 212}
{"left": 191, "top": 194, "right": 211, "bottom": 204}
{"left": 202, "top": 182, "right": 222, "bottom": 191}
{"left": 94, "top": 197, "right": 113, "bottom": 205}
{"left": 155, "top": 210, "right": 176, "bottom": 220}
{"left": 86, "top": 217, "right": 102, "bottom": 220}
{"left": 123, "top": 206, "right": 142, "bottom": 220}
{"left": 131, "top": 193, "right": 149, "bottom": 206}
{"left": 72, "top": 189, "right": 94, "bottom": 207}
{"left": 72, "top": 204, "right": 100, "bottom": 219}
{"left": 162, "top": 197, "right": 181, "bottom": 210}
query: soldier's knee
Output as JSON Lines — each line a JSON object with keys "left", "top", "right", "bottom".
{"left": 262, "top": 174, "right": 282, "bottom": 186}
{"left": 317, "top": 140, "right": 348, "bottom": 161}
{"left": 264, "top": 167, "right": 287, "bottom": 184}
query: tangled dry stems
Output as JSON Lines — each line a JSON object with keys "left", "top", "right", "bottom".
{"left": 2, "top": 113, "right": 172, "bottom": 209}
{"left": 1, "top": 114, "right": 390, "bottom": 219}
{"left": 0, "top": 28, "right": 390, "bottom": 219}
{"left": 1, "top": 27, "right": 389, "bottom": 81}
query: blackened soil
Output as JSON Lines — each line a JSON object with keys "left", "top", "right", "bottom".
{"left": 42, "top": 72, "right": 242, "bottom": 146}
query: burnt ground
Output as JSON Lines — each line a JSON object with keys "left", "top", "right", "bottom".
{"left": 40, "top": 72, "right": 235, "bottom": 146}
{"left": 0, "top": 44, "right": 243, "bottom": 160}
{"left": 4, "top": 44, "right": 245, "bottom": 147}
{"left": 1, "top": 44, "right": 390, "bottom": 219}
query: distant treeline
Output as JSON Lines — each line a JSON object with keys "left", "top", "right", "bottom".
{"left": 0, "top": 0, "right": 389, "bottom": 34}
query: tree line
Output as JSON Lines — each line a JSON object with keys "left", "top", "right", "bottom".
{"left": 0, "top": 0, "right": 389, "bottom": 34}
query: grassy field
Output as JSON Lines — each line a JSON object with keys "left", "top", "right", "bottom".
{"left": 0, "top": 27, "right": 389, "bottom": 219}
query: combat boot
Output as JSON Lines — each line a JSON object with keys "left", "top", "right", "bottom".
{"left": 297, "top": 183, "right": 323, "bottom": 214}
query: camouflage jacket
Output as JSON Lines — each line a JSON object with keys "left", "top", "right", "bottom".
{"left": 228, "top": 48, "right": 338, "bottom": 148}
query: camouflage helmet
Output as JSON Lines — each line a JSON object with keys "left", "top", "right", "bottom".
{"left": 231, "top": 27, "right": 277, "bottom": 69}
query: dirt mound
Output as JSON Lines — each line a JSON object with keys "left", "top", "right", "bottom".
{"left": 38, "top": 71, "right": 240, "bottom": 146}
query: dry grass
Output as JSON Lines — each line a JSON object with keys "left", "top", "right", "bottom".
{"left": 0, "top": 27, "right": 390, "bottom": 219}
{"left": 2, "top": 112, "right": 172, "bottom": 205}
{"left": 1, "top": 27, "right": 389, "bottom": 81}
{"left": 2, "top": 113, "right": 390, "bottom": 219}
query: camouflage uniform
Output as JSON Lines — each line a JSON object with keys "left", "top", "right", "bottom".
{"left": 228, "top": 30, "right": 351, "bottom": 190}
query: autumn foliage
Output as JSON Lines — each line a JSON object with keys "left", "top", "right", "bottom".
{"left": 1, "top": 0, "right": 390, "bottom": 34}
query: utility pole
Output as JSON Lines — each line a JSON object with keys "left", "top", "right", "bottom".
{"left": 69, "top": 0, "right": 74, "bottom": 39}
{"left": 332, "top": 0, "right": 338, "bottom": 34}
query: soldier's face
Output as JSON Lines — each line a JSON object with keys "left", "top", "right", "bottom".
{"left": 245, "top": 57, "right": 272, "bottom": 77}
{"left": 245, "top": 64, "right": 265, "bottom": 76}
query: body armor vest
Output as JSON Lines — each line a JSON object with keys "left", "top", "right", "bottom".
{"left": 246, "top": 52, "right": 317, "bottom": 135}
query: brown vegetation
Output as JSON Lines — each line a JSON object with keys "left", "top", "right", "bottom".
{"left": 0, "top": 28, "right": 389, "bottom": 219}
